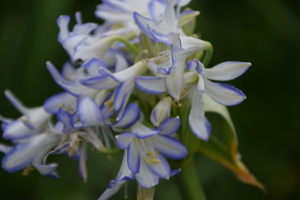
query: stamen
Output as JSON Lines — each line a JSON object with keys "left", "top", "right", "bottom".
{"left": 124, "top": 182, "right": 128, "bottom": 199}
{"left": 150, "top": 158, "right": 161, "bottom": 164}
{"left": 181, "top": 90, "right": 186, "bottom": 95}
{"left": 65, "top": 106, "right": 71, "bottom": 112}
{"left": 106, "top": 155, "right": 113, "bottom": 162}
{"left": 143, "top": 157, "right": 152, "bottom": 165}
{"left": 104, "top": 92, "right": 115, "bottom": 112}
{"left": 147, "top": 151, "right": 156, "bottom": 158}
{"left": 61, "top": 104, "right": 65, "bottom": 108}
{"left": 155, "top": 150, "right": 159, "bottom": 155}
{"left": 145, "top": 58, "right": 148, "bottom": 63}
{"left": 141, "top": 58, "right": 144, "bottom": 63}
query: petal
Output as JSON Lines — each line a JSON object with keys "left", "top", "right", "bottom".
{"left": 82, "top": 58, "right": 107, "bottom": 77}
{"left": 165, "top": 58, "right": 186, "bottom": 100}
{"left": 157, "top": 117, "right": 181, "bottom": 135}
{"left": 0, "top": 144, "right": 13, "bottom": 153}
{"left": 204, "top": 78, "right": 246, "bottom": 106}
{"left": 148, "top": 27, "right": 172, "bottom": 46}
{"left": 188, "top": 87, "right": 211, "bottom": 141}
{"left": 43, "top": 92, "right": 76, "bottom": 114}
{"left": 133, "top": 12, "right": 158, "bottom": 38}
{"left": 116, "top": 133, "right": 136, "bottom": 150}
{"left": 34, "top": 164, "right": 58, "bottom": 178}
{"left": 115, "top": 54, "right": 129, "bottom": 72}
{"left": 61, "top": 62, "right": 75, "bottom": 79}
{"left": 81, "top": 76, "right": 120, "bottom": 90}
{"left": 150, "top": 97, "right": 172, "bottom": 127}
{"left": 130, "top": 121, "right": 160, "bottom": 139}
{"left": 134, "top": 76, "right": 166, "bottom": 94}
{"left": 78, "top": 142, "right": 88, "bottom": 183}
{"left": 57, "top": 108, "right": 74, "bottom": 133}
{"left": 148, "top": 1, "right": 168, "bottom": 21}
{"left": 114, "top": 80, "right": 134, "bottom": 111}
{"left": 78, "top": 97, "right": 104, "bottom": 127}
{"left": 177, "top": 10, "right": 200, "bottom": 28}
{"left": 135, "top": 160, "right": 159, "bottom": 188}
{"left": 57, "top": 15, "right": 70, "bottom": 43}
{"left": 110, "top": 103, "right": 140, "bottom": 129}
{"left": 198, "top": 74, "right": 205, "bottom": 93}
{"left": 99, "top": 61, "right": 147, "bottom": 82}
{"left": 5, "top": 90, "right": 29, "bottom": 115}
{"left": 186, "top": 59, "right": 205, "bottom": 75}
{"left": 62, "top": 34, "right": 87, "bottom": 57}
{"left": 147, "top": 154, "right": 171, "bottom": 179}
{"left": 170, "top": 169, "right": 181, "bottom": 177}
{"left": 205, "top": 61, "right": 251, "bottom": 81}
{"left": 150, "top": 134, "right": 187, "bottom": 160}
{"left": 127, "top": 141, "right": 140, "bottom": 174}
{"left": 73, "top": 23, "right": 98, "bottom": 35}
{"left": 98, "top": 185, "right": 121, "bottom": 200}
{"left": 3, "top": 120, "right": 35, "bottom": 140}
{"left": 164, "top": 0, "right": 177, "bottom": 30}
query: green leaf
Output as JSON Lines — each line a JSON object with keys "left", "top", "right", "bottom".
{"left": 199, "top": 95, "right": 266, "bottom": 192}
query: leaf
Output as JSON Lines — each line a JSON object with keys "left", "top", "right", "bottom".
{"left": 137, "top": 185, "right": 155, "bottom": 200}
{"left": 199, "top": 94, "right": 266, "bottom": 192}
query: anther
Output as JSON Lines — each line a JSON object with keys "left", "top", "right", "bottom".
{"left": 181, "top": 90, "right": 186, "bottom": 95}
{"left": 141, "top": 58, "right": 144, "bottom": 63}
{"left": 65, "top": 106, "right": 71, "bottom": 112}
{"left": 145, "top": 58, "right": 148, "bottom": 63}
{"left": 150, "top": 158, "right": 161, "bottom": 164}
{"left": 155, "top": 151, "right": 159, "bottom": 155}
{"left": 143, "top": 157, "right": 152, "bottom": 165}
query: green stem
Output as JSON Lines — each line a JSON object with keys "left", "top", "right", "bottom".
{"left": 202, "top": 43, "right": 213, "bottom": 67}
{"left": 175, "top": 160, "right": 207, "bottom": 200}
{"left": 114, "top": 35, "right": 140, "bottom": 55}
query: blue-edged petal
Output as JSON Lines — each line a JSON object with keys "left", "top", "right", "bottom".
{"left": 131, "top": 121, "right": 160, "bottom": 139}
{"left": 4, "top": 90, "right": 29, "bottom": 115}
{"left": 98, "top": 185, "right": 121, "bottom": 200}
{"left": 150, "top": 134, "right": 187, "bottom": 160}
{"left": 165, "top": 58, "right": 186, "bottom": 100}
{"left": 78, "top": 97, "right": 104, "bottom": 127}
{"left": 204, "top": 78, "right": 246, "bottom": 106}
{"left": 57, "top": 108, "right": 74, "bottom": 133}
{"left": 82, "top": 58, "right": 107, "bottom": 77}
{"left": 3, "top": 120, "right": 35, "bottom": 140}
{"left": 164, "top": 0, "right": 177, "bottom": 29}
{"left": 114, "top": 80, "right": 134, "bottom": 112}
{"left": 157, "top": 117, "right": 181, "bottom": 135}
{"left": 110, "top": 103, "right": 140, "bottom": 129}
{"left": 57, "top": 15, "right": 70, "bottom": 43}
{"left": 189, "top": 87, "right": 211, "bottom": 141}
{"left": 149, "top": 27, "right": 172, "bottom": 46}
{"left": 177, "top": 10, "right": 200, "bottom": 28}
{"left": 127, "top": 142, "right": 140, "bottom": 174}
{"left": 73, "top": 23, "right": 98, "bottom": 35}
{"left": 62, "top": 34, "right": 87, "bottom": 57}
{"left": 150, "top": 97, "right": 172, "bottom": 127}
{"left": 186, "top": 59, "right": 205, "bottom": 75}
{"left": 170, "top": 169, "right": 181, "bottom": 177}
{"left": 116, "top": 133, "right": 135, "bottom": 150}
{"left": 205, "top": 61, "right": 251, "bottom": 81}
{"left": 81, "top": 76, "right": 120, "bottom": 90}
{"left": 147, "top": 154, "right": 171, "bottom": 179}
{"left": 133, "top": 12, "right": 158, "bottom": 38}
{"left": 148, "top": 0, "right": 168, "bottom": 21}
{"left": 43, "top": 92, "right": 76, "bottom": 114}
{"left": 134, "top": 76, "right": 166, "bottom": 94}
{"left": 135, "top": 160, "right": 159, "bottom": 188}
{"left": 34, "top": 163, "right": 58, "bottom": 177}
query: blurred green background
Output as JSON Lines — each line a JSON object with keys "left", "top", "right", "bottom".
{"left": 0, "top": 0, "right": 300, "bottom": 199}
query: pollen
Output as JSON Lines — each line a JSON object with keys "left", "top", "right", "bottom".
{"left": 61, "top": 104, "right": 65, "bottom": 108}
{"left": 150, "top": 158, "right": 161, "bottom": 164}
{"left": 145, "top": 58, "right": 148, "bottom": 63}
{"left": 65, "top": 106, "right": 71, "bottom": 112}
{"left": 181, "top": 90, "right": 186, "bottom": 95}
{"left": 104, "top": 92, "right": 116, "bottom": 112}
{"left": 147, "top": 151, "right": 156, "bottom": 158}
{"left": 141, "top": 58, "right": 144, "bottom": 63}
{"left": 143, "top": 157, "right": 152, "bottom": 165}
{"left": 155, "top": 150, "right": 159, "bottom": 155}
{"left": 164, "top": 88, "right": 167, "bottom": 91}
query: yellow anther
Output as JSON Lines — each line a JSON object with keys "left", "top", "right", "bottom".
{"left": 154, "top": 60, "right": 159, "bottom": 63}
{"left": 150, "top": 158, "right": 161, "bottom": 164}
{"left": 141, "top": 58, "right": 144, "bottom": 63}
{"left": 147, "top": 151, "right": 156, "bottom": 158}
{"left": 61, "top": 104, "right": 65, "bottom": 108}
{"left": 172, "top": 102, "right": 177, "bottom": 107}
{"left": 28, "top": 165, "right": 35, "bottom": 171}
{"left": 104, "top": 92, "right": 116, "bottom": 112}
{"left": 156, "top": 71, "right": 160, "bottom": 74}
{"left": 178, "top": 103, "right": 182, "bottom": 107}
{"left": 143, "top": 157, "right": 152, "bottom": 165}
{"left": 155, "top": 151, "right": 159, "bottom": 155}
{"left": 164, "top": 88, "right": 167, "bottom": 92}
{"left": 145, "top": 58, "right": 149, "bottom": 63}
{"left": 181, "top": 90, "right": 186, "bottom": 95}
{"left": 65, "top": 106, "right": 71, "bottom": 112}
{"left": 66, "top": 77, "right": 71, "bottom": 81}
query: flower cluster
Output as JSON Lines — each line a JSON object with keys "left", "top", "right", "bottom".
{"left": 0, "top": 0, "right": 251, "bottom": 199}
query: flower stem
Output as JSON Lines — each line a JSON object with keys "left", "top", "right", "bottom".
{"left": 113, "top": 35, "right": 140, "bottom": 55}
{"left": 202, "top": 43, "right": 213, "bottom": 67}
{"left": 175, "top": 160, "right": 207, "bottom": 200}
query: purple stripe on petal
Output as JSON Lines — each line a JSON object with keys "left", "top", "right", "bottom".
{"left": 134, "top": 76, "right": 166, "bottom": 94}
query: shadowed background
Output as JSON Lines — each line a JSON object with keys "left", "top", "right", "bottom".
{"left": 0, "top": 0, "right": 299, "bottom": 199}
